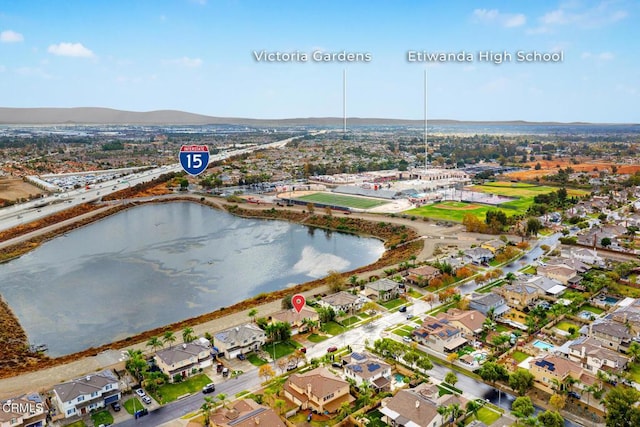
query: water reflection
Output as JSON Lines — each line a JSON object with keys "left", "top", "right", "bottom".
{"left": 0, "top": 202, "right": 384, "bottom": 356}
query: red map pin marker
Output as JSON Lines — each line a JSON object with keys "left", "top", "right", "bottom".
{"left": 292, "top": 294, "right": 306, "bottom": 314}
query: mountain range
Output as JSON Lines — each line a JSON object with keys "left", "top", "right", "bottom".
{"left": 0, "top": 107, "right": 622, "bottom": 126}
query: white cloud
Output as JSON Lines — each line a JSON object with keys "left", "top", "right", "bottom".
{"left": 473, "top": 9, "right": 527, "bottom": 28}
{"left": 47, "top": 42, "right": 95, "bottom": 58}
{"left": 0, "top": 30, "right": 24, "bottom": 43}
{"left": 166, "top": 56, "right": 203, "bottom": 68}
{"left": 532, "top": 1, "right": 628, "bottom": 33}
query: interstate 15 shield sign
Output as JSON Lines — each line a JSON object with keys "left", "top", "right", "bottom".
{"left": 179, "top": 145, "right": 210, "bottom": 176}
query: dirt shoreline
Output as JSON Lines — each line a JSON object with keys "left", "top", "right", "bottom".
{"left": 0, "top": 192, "right": 425, "bottom": 380}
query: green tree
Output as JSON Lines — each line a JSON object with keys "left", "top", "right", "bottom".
{"left": 444, "top": 372, "right": 458, "bottom": 387}
{"left": 603, "top": 386, "right": 640, "bottom": 427}
{"left": 601, "top": 237, "right": 612, "bottom": 248}
{"left": 509, "top": 368, "right": 535, "bottom": 396}
{"left": 146, "top": 336, "right": 163, "bottom": 353}
{"left": 538, "top": 410, "right": 564, "bottom": 427}
{"left": 163, "top": 330, "right": 176, "bottom": 348}
{"left": 179, "top": 178, "right": 189, "bottom": 189}
{"left": 182, "top": 327, "right": 196, "bottom": 343}
{"left": 526, "top": 218, "right": 543, "bottom": 236}
{"left": 200, "top": 396, "right": 215, "bottom": 427}
{"left": 337, "top": 402, "right": 352, "bottom": 421}
{"left": 416, "top": 356, "right": 433, "bottom": 372}
{"left": 248, "top": 308, "right": 258, "bottom": 323}
{"left": 125, "top": 349, "right": 147, "bottom": 381}
{"left": 477, "top": 361, "right": 509, "bottom": 384}
{"left": 465, "top": 400, "right": 482, "bottom": 421}
{"left": 512, "top": 396, "right": 535, "bottom": 421}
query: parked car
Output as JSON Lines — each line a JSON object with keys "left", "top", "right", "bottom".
{"left": 568, "top": 391, "right": 581, "bottom": 399}
{"left": 134, "top": 409, "right": 148, "bottom": 419}
{"left": 142, "top": 396, "right": 152, "bottom": 405}
{"left": 327, "top": 346, "right": 338, "bottom": 353}
{"left": 403, "top": 336, "right": 412, "bottom": 343}
{"left": 237, "top": 353, "right": 246, "bottom": 361}
{"left": 331, "top": 362, "right": 343, "bottom": 369}
{"left": 399, "top": 306, "right": 407, "bottom": 313}
{"left": 202, "top": 383, "right": 216, "bottom": 394}
{"left": 406, "top": 314, "right": 414, "bottom": 320}
{"left": 135, "top": 389, "right": 146, "bottom": 398}
{"left": 299, "top": 347, "right": 307, "bottom": 353}
{"left": 111, "top": 402, "right": 121, "bottom": 412}
{"left": 286, "top": 361, "right": 298, "bottom": 371}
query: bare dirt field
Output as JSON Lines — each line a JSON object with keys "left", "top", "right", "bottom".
{"left": 0, "top": 177, "right": 44, "bottom": 203}
{"left": 505, "top": 160, "right": 640, "bottom": 180}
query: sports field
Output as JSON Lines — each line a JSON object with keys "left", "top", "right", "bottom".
{"left": 405, "top": 182, "right": 587, "bottom": 222}
{"left": 472, "top": 181, "right": 589, "bottom": 198}
{"left": 405, "top": 201, "right": 517, "bottom": 222}
{"left": 295, "top": 192, "right": 388, "bottom": 209}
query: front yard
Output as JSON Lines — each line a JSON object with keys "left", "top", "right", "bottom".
{"left": 123, "top": 397, "right": 144, "bottom": 415}
{"left": 90, "top": 410, "right": 114, "bottom": 427}
{"left": 150, "top": 373, "right": 213, "bottom": 403}
{"left": 380, "top": 298, "right": 406, "bottom": 310}
{"left": 265, "top": 341, "right": 300, "bottom": 359}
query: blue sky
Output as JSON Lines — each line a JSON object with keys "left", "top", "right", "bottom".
{"left": 0, "top": 0, "right": 638, "bottom": 122}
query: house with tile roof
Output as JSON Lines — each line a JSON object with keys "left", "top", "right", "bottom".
{"left": 363, "top": 278, "right": 401, "bottom": 302}
{"left": 435, "top": 309, "right": 486, "bottom": 339}
{"left": 154, "top": 341, "right": 213, "bottom": 382}
{"left": 0, "top": 393, "right": 48, "bottom": 427}
{"left": 380, "top": 382, "right": 468, "bottom": 427}
{"left": 215, "top": 324, "right": 266, "bottom": 360}
{"left": 341, "top": 352, "right": 392, "bottom": 392}
{"left": 52, "top": 370, "right": 120, "bottom": 419}
{"left": 495, "top": 283, "right": 542, "bottom": 310}
{"left": 412, "top": 316, "right": 467, "bottom": 353}
{"left": 587, "top": 319, "right": 633, "bottom": 351}
{"left": 318, "top": 291, "right": 367, "bottom": 314}
{"left": 567, "top": 337, "right": 629, "bottom": 374}
{"left": 282, "top": 367, "right": 354, "bottom": 414}
{"left": 209, "top": 399, "right": 285, "bottom": 427}
{"left": 269, "top": 305, "right": 320, "bottom": 335}
{"left": 405, "top": 265, "right": 441, "bottom": 286}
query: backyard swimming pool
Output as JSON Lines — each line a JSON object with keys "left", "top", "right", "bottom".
{"left": 532, "top": 340, "right": 555, "bottom": 351}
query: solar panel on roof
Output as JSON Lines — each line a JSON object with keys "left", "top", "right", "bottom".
{"left": 367, "top": 363, "right": 380, "bottom": 372}
{"left": 352, "top": 352, "right": 365, "bottom": 361}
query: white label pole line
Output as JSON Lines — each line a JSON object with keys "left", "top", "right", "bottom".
{"left": 343, "top": 68, "right": 347, "bottom": 134}
{"left": 424, "top": 68, "right": 428, "bottom": 170}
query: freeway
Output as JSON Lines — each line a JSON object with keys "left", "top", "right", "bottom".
{"left": 0, "top": 135, "right": 303, "bottom": 234}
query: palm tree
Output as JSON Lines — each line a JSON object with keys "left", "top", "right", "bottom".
{"left": 465, "top": 401, "right": 481, "bottom": 422}
{"left": 200, "top": 396, "right": 215, "bottom": 427}
{"left": 182, "top": 327, "right": 195, "bottom": 343}
{"left": 248, "top": 309, "right": 258, "bottom": 323}
{"left": 146, "top": 336, "right": 163, "bottom": 353}
{"left": 216, "top": 393, "right": 229, "bottom": 409}
{"left": 337, "top": 402, "right": 352, "bottom": 421}
{"left": 628, "top": 341, "right": 640, "bottom": 363}
{"left": 163, "top": 331, "right": 176, "bottom": 348}
{"left": 437, "top": 405, "right": 451, "bottom": 427}
{"left": 505, "top": 272, "right": 516, "bottom": 284}
{"left": 448, "top": 403, "right": 463, "bottom": 427}
{"left": 357, "top": 383, "right": 373, "bottom": 408}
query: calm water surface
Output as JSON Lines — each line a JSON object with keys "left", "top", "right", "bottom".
{"left": 0, "top": 202, "right": 384, "bottom": 356}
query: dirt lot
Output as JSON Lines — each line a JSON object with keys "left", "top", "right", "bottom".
{"left": 0, "top": 176, "right": 44, "bottom": 203}
{"left": 505, "top": 159, "right": 640, "bottom": 180}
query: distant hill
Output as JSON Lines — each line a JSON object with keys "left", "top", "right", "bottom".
{"left": 0, "top": 107, "right": 627, "bottom": 126}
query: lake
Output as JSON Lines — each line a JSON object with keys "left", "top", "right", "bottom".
{"left": 0, "top": 202, "right": 385, "bottom": 356}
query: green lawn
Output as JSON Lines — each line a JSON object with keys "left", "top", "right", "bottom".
{"left": 247, "top": 352, "right": 268, "bottom": 366}
{"left": 123, "top": 397, "right": 144, "bottom": 415}
{"left": 364, "top": 409, "right": 388, "bottom": 427}
{"left": 321, "top": 321, "right": 346, "bottom": 336}
{"left": 64, "top": 422, "right": 86, "bottom": 427}
{"left": 405, "top": 202, "right": 499, "bottom": 223}
{"left": 341, "top": 316, "right": 360, "bottom": 327}
{"left": 556, "top": 320, "right": 579, "bottom": 332}
{"left": 472, "top": 182, "right": 588, "bottom": 198}
{"left": 358, "top": 312, "right": 371, "bottom": 319}
{"left": 295, "top": 192, "right": 388, "bottom": 209}
{"left": 90, "top": 411, "right": 113, "bottom": 426}
{"left": 400, "top": 325, "right": 415, "bottom": 333}
{"left": 393, "top": 329, "right": 411, "bottom": 338}
{"left": 407, "top": 289, "right": 423, "bottom": 298}
{"left": 151, "top": 374, "right": 212, "bottom": 403}
{"left": 495, "top": 324, "right": 512, "bottom": 333}
{"left": 475, "top": 406, "right": 502, "bottom": 425}
{"left": 512, "top": 350, "right": 531, "bottom": 363}
{"left": 308, "top": 333, "right": 328, "bottom": 343}
{"left": 582, "top": 304, "right": 605, "bottom": 315}
{"left": 265, "top": 341, "right": 299, "bottom": 359}
{"left": 380, "top": 298, "right": 406, "bottom": 310}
